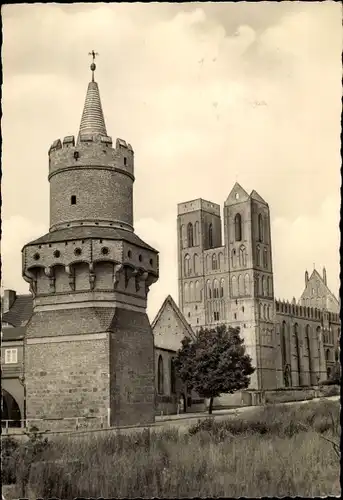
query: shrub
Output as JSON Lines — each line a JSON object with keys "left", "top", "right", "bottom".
{"left": 1, "top": 436, "right": 19, "bottom": 484}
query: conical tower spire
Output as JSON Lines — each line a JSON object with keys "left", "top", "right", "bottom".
{"left": 78, "top": 51, "right": 107, "bottom": 140}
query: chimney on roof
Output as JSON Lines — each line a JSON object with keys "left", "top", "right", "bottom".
{"left": 3, "top": 290, "right": 16, "bottom": 313}
{"left": 323, "top": 267, "right": 327, "bottom": 286}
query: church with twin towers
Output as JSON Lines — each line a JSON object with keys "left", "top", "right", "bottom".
{"left": 177, "top": 184, "right": 340, "bottom": 390}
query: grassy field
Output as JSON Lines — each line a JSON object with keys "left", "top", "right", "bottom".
{"left": 2, "top": 399, "right": 340, "bottom": 498}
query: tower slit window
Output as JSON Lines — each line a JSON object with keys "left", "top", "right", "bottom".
{"left": 71, "top": 195, "right": 77, "bottom": 205}
{"left": 234, "top": 214, "right": 242, "bottom": 242}
{"left": 209, "top": 223, "right": 213, "bottom": 248}
{"left": 258, "top": 214, "right": 264, "bottom": 242}
{"left": 187, "top": 223, "right": 194, "bottom": 247}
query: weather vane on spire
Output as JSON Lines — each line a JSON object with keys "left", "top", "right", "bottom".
{"left": 88, "top": 50, "right": 99, "bottom": 82}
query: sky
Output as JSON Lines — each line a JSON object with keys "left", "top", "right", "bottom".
{"left": 2, "top": 2, "right": 342, "bottom": 321}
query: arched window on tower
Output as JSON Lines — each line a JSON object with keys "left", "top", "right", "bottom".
{"left": 194, "top": 221, "right": 199, "bottom": 246}
{"left": 218, "top": 252, "right": 223, "bottom": 269}
{"left": 170, "top": 358, "right": 176, "bottom": 394}
{"left": 238, "top": 275, "right": 243, "bottom": 296}
{"left": 239, "top": 245, "right": 247, "bottom": 267}
{"left": 281, "top": 321, "right": 287, "bottom": 365}
{"left": 268, "top": 277, "right": 273, "bottom": 296}
{"left": 325, "top": 349, "right": 330, "bottom": 362}
{"left": 195, "top": 281, "right": 200, "bottom": 301}
{"left": 213, "top": 279, "right": 219, "bottom": 298}
{"left": 184, "top": 283, "right": 189, "bottom": 302}
{"left": 293, "top": 323, "right": 301, "bottom": 386}
{"left": 263, "top": 248, "right": 268, "bottom": 268}
{"left": 264, "top": 217, "right": 269, "bottom": 243}
{"left": 231, "top": 249, "right": 237, "bottom": 268}
{"left": 193, "top": 254, "right": 199, "bottom": 275}
{"left": 262, "top": 275, "right": 267, "bottom": 296}
{"left": 244, "top": 274, "right": 249, "bottom": 295}
{"left": 235, "top": 214, "right": 242, "bottom": 242}
{"left": 232, "top": 276, "right": 238, "bottom": 297}
{"left": 256, "top": 245, "right": 261, "bottom": 266}
{"left": 157, "top": 355, "right": 164, "bottom": 394}
{"left": 220, "top": 278, "right": 225, "bottom": 298}
{"left": 207, "top": 280, "right": 212, "bottom": 299}
{"left": 184, "top": 254, "right": 191, "bottom": 277}
{"left": 209, "top": 223, "right": 213, "bottom": 248}
{"left": 263, "top": 304, "right": 267, "bottom": 320}
{"left": 189, "top": 282, "right": 194, "bottom": 302}
{"left": 305, "top": 325, "right": 312, "bottom": 382}
{"left": 187, "top": 223, "right": 194, "bottom": 247}
{"left": 212, "top": 254, "right": 217, "bottom": 270}
{"left": 258, "top": 214, "right": 264, "bottom": 242}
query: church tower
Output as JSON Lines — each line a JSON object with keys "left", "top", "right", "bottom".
{"left": 22, "top": 57, "right": 159, "bottom": 427}
{"left": 224, "top": 183, "right": 277, "bottom": 390}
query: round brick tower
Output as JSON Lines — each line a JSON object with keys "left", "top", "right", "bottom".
{"left": 22, "top": 59, "right": 159, "bottom": 428}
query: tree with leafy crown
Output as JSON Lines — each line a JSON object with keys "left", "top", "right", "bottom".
{"left": 174, "top": 324, "right": 255, "bottom": 414}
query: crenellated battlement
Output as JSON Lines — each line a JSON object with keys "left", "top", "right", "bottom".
{"left": 48, "top": 135, "right": 134, "bottom": 180}
{"left": 275, "top": 299, "right": 340, "bottom": 323}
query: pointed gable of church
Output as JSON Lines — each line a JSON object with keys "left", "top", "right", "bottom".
{"left": 224, "top": 182, "right": 250, "bottom": 206}
{"left": 300, "top": 268, "right": 340, "bottom": 313}
{"left": 152, "top": 295, "right": 195, "bottom": 352}
{"left": 250, "top": 189, "right": 268, "bottom": 206}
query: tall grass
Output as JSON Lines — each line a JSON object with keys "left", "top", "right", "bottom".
{"left": 2, "top": 399, "right": 340, "bottom": 498}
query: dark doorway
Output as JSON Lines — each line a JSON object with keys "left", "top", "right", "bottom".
{"left": 1, "top": 390, "right": 21, "bottom": 428}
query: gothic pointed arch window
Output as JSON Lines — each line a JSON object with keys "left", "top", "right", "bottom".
{"left": 264, "top": 217, "right": 269, "bottom": 244}
{"left": 194, "top": 221, "right": 199, "bottom": 246}
{"left": 184, "top": 254, "right": 191, "bottom": 277}
{"left": 305, "top": 325, "right": 312, "bottom": 379}
{"left": 157, "top": 355, "right": 164, "bottom": 394}
{"left": 263, "top": 248, "right": 268, "bottom": 268}
{"left": 213, "top": 279, "right": 219, "bottom": 298}
{"left": 170, "top": 358, "right": 176, "bottom": 394}
{"left": 281, "top": 321, "right": 287, "bottom": 368}
{"left": 206, "top": 254, "right": 211, "bottom": 271}
{"left": 268, "top": 277, "right": 273, "bottom": 296}
{"left": 180, "top": 224, "right": 185, "bottom": 249}
{"left": 184, "top": 283, "right": 189, "bottom": 302}
{"left": 262, "top": 275, "right": 267, "bottom": 296}
{"left": 238, "top": 274, "right": 243, "bottom": 296}
{"left": 193, "top": 254, "right": 199, "bottom": 275}
{"left": 207, "top": 279, "right": 212, "bottom": 299}
{"left": 189, "top": 282, "right": 194, "bottom": 302}
{"left": 212, "top": 254, "right": 217, "bottom": 270}
{"left": 220, "top": 278, "right": 225, "bottom": 298}
{"left": 218, "top": 252, "right": 223, "bottom": 269}
{"left": 244, "top": 274, "right": 249, "bottom": 295}
{"left": 234, "top": 213, "right": 242, "bottom": 242}
{"left": 258, "top": 213, "right": 264, "bottom": 242}
{"left": 263, "top": 304, "right": 267, "bottom": 319}
{"left": 231, "top": 249, "right": 237, "bottom": 268}
{"left": 209, "top": 223, "right": 213, "bottom": 248}
{"left": 239, "top": 245, "right": 247, "bottom": 267}
{"left": 325, "top": 349, "right": 330, "bottom": 362}
{"left": 232, "top": 276, "right": 238, "bottom": 297}
{"left": 195, "top": 281, "right": 200, "bottom": 301}
{"left": 293, "top": 323, "right": 301, "bottom": 385}
{"left": 256, "top": 245, "right": 261, "bottom": 266}
{"left": 187, "top": 223, "right": 194, "bottom": 247}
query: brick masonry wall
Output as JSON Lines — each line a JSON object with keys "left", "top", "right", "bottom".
{"left": 25, "top": 337, "right": 109, "bottom": 420}
{"left": 109, "top": 308, "right": 155, "bottom": 426}
{"left": 49, "top": 168, "right": 133, "bottom": 229}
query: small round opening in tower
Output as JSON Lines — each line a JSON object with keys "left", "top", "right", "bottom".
{"left": 53, "top": 250, "right": 61, "bottom": 258}
{"left": 101, "top": 247, "right": 109, "bottom": 255}
{"left": 74, "top": 248, "right": 82, "bottom": 256}
{"left": 33, "top": 253, "right": 40, "bottom": 261}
